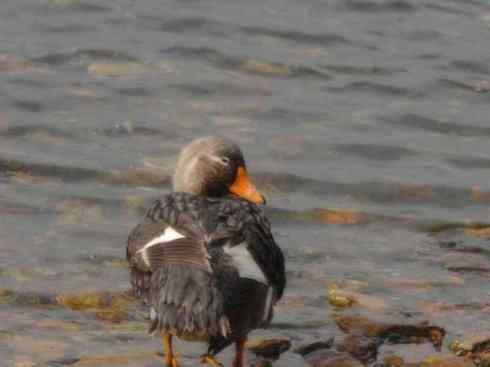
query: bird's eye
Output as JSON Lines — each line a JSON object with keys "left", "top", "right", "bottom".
{"left": 220, "top": 156, "right": 230, "bottom": 166}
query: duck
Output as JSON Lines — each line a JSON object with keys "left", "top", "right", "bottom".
{"left": 126, "top": 136, "right": 286, "bottom": 367}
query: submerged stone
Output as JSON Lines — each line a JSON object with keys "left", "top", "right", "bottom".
{"left": 440, "top": 252, "right": 490, "bottom": 274}
{"left": 88, "top": 62, "right": 155, "bottom": 78}
{"left": 293, "top": 339, "right": 335, "bottom": 356}
{"left": 419, "top": 355, "right": 475, "bottom": 367}
{"left": 334, "top": 315, "right": 445, "bottom": 349}
{"left": 246, "top": 337, "right": 291, "bottom": 360}
{"left": 56, "top": 291, "right": 135, "bottom": 323}
{"left": 240, "top": 59, "right": 291, "bottom": 77}
{"left": 312, "top": 208, "right": 367, "bottom": 225}
{"left": 339, "top": 334, "right": 379, "bottom": 364}
{"left": 450, "top": 334, "right": 490, "bottom": 358}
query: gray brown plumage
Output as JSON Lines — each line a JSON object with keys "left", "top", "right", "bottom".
{"left": 126, "top": 136, "right": 286, "bottom": 367}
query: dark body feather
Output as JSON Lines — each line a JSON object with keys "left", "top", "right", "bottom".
{"left": 127, "top": 192, "right": 286, "bottom": 355}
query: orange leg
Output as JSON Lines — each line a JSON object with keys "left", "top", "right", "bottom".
{"left": 232, "top": 337, "right": 247, "bottom": 367}
{"left": 161, "top": 333, "right": 179, "bottom": 367}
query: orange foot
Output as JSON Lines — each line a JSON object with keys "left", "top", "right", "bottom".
{"left": 200, "top": 354, "right": 223, "bottom": 367}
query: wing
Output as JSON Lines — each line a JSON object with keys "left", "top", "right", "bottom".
{"left": 126, "top": 193, "right": 230, "bottom": 338}
{"left": 126, "top": 194, "right": 210, "bottom": 297}
{"left": 208, "top": 198, "right": 286, "bottom": 325}
{"left": 245, "top": 203, "right": 286, "bottom": 301}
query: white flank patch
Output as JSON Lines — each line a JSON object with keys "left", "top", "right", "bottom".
{"left": 224, "top": 243, "right": 267, "bottom": 284}
{"left": 137, "top": 227, "right": 185, "bottom": 266}
{"left": 150, "top": 307, "right": 157, "bottom": 321}
{"left": 263, "top": 286, "right": 274, "bottom": 322}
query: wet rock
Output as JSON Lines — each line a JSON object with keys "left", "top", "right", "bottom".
{"left": 334, "top": 315, "right": 445, "bottom": 349}
{"left": 293, "top": 338, "right": 335, "bottom": 356}
{"left": 327, "top": 284, "right": 356, "bottom": 308}
{"left": 339, "top": 334, "right": 379, "bottom": 363}
{"left": 246, "top": 337, "right": 291, "bottom": 360}
{"left": 440, "top": 252, "right": 490, "bottom": 274}
{"left": 327, "top": 284, "right": 389, "bottom": 311}
{"left": 304, "top": 349, "right": 364, "bottom": 367}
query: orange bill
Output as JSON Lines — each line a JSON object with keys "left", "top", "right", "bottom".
{"left": 229, "top": 166, "right": 265, "bottom": 204}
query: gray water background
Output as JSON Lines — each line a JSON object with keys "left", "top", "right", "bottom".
{"left": 1, "top": 0, "right": 490, "bottom": 365}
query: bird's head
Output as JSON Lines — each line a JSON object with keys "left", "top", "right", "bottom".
{"left": 172, "top": 136, "right": 265, "bottom": 204}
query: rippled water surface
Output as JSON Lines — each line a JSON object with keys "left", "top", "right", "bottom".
{"left": 1, "top": 0, "right": 490, "bottom": 366}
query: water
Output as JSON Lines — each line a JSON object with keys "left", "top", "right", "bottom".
{"left": 1, "top": 0, "right": 490, "bottom": 366}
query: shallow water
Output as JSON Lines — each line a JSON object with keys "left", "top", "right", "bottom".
{"left": 1, "top": 0, "right": 490, "bottom": 366}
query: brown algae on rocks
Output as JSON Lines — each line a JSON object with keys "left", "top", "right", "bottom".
{"left": 56, "top": 291, "right": 135, "bottom": 323}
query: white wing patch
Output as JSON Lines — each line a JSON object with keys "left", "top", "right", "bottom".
{"left": 137, "top": 227, "right": 185, "bottom": 266}
{"left": 224, "top": 243, "right": 267, "bottom": 285}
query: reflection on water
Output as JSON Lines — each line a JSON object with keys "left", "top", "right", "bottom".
{"left": 1, "top": 0, "right": 490, "bottom": 365}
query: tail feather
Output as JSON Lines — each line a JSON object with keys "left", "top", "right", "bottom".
{"left": 148, "top": 264, "right": 230, "bottom": 338}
